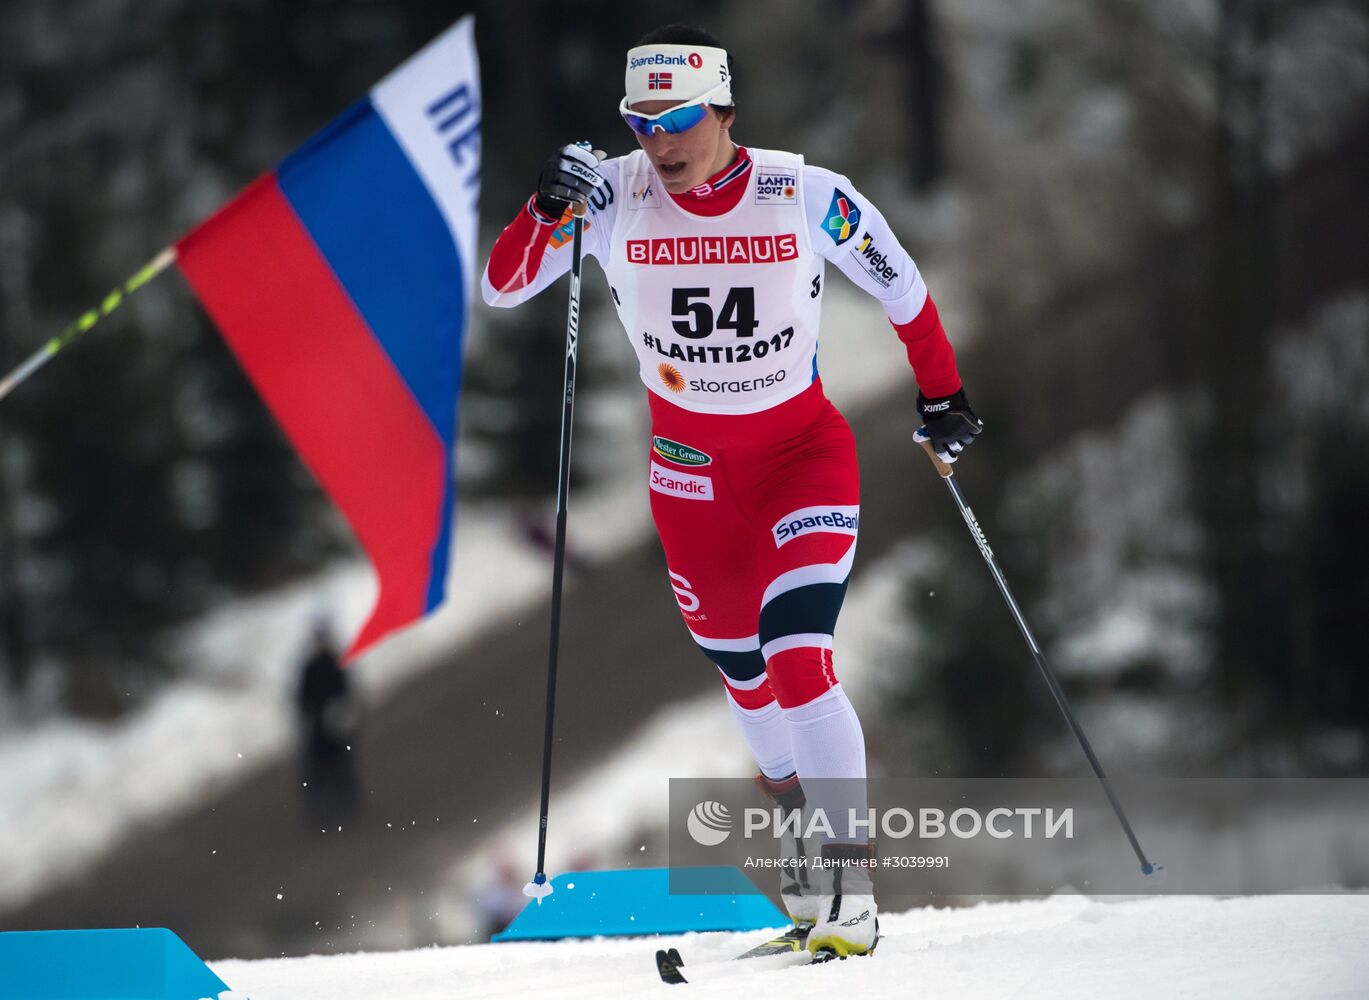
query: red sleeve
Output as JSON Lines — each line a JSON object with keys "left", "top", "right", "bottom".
{"left": 891, "top": 294, "right": 962, "bottom": 398}
{"left": 486, "top": 196, "right": 561, "bottom": 294}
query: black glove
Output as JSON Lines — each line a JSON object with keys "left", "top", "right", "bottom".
{"left": 534, "top": 142, "right": 606, "bottom": 220}
{"left": 917, "top": 387, "right": 983, "bottom": 463}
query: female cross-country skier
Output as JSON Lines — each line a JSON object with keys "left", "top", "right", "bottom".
{"left": 482, "top": 24, "right": 982, "bottom": 958}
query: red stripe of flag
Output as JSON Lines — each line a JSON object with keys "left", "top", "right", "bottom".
{"left": 176, "top": 175, "right": 448, "bottom": 660}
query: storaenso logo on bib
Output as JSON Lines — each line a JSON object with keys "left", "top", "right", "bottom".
{"left": 772, "top": 505, "right": 861, "bottom": 546}
{"left": 650, "top": 461, "right": 715, "bottom": 501}
{"left": 689, "top": 369, "right": 786, "bottom": 394}
{"left": 653, "top": 436, "right": 713, "bottom": 467}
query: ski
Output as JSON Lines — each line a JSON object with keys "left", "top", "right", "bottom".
{"left": 655, "top": 947, "right": 688, "bottom": 985}
{"left": 734, "top": 924, "right": 811, "bottom": 959}
{"left": 655, "top": 926, "right": 814, "bottom": 985}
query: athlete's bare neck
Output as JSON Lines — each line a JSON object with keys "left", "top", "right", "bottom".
{"left": 708, "top": 141, "right": 739, "bottom": 179}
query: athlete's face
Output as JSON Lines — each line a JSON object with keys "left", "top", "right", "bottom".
{"left": 627, "top": 102, "right": 737, "bottom": 194}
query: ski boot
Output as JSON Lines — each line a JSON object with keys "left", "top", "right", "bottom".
{"left": 755, "top": 772, "right": 819, "bottom": 933}
{"left": 808, "top": 841, "right": 879, "bottom": 959}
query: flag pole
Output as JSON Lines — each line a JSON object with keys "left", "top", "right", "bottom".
{"left": 0, "top": 247, "right": 178, "bottom": 404}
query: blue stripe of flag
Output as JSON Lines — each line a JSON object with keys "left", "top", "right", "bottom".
{"left": 276, "top": 98, "right": 463, "bottom": 610}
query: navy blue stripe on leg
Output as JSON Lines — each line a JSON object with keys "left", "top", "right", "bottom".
{"left": 687, "top": 629, "right": 768, "bottom": 685}
{"left": 758, "top": 580, "right": 849, "bottom": 649}
{"left": 701, "top": 645, "right": 768, "bottom": 684}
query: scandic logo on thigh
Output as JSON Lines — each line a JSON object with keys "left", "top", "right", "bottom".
{"left": 650, "top": 461, "right": 715, "bottom": 501}
{"left": 626, "top": 234, "right": 800, "bottom": 266}
{"left": 772, "top": 505, "right": 861, "bottom": 546}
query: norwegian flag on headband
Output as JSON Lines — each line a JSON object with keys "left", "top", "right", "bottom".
{"left": 648, "top": 71, "right": 672, "bottom": 90}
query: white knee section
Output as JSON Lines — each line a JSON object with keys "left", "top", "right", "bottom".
{"left": 781, "top": 684, "right": 867, "bottom": 781}
{"left": 725, "top": 689, "right": 796, "bottom": 781}
{"left": 783, "top": 685, "right": 869, "bottom": 844}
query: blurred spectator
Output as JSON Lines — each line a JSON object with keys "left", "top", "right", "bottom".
{"left": 517, "top": 506, "right": 592, "bottom": 574}
{"left": 295, "top": 619, "right": 360, "bottom": 828}
{"left": 472, "top": 856, "right": 527, "bottom": 940}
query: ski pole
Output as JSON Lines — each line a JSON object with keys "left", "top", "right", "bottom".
{"left": 0, "top": 248, "right": 177, "bottom": 404}
{"left": 913, "top": 429, "right": 1163, "bottom": 877}
{"left": 524, "top": 201, "right": 588, "bottom": 904}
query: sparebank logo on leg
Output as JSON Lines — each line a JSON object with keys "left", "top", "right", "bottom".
{"left": 651, "top": 461, "right": 715, "bottom": 501}
{"left": 772, "top": 505, "right": 860, "bottom": 546}
{"left": 687, "top": 800, "right": 733, "bottom": 845}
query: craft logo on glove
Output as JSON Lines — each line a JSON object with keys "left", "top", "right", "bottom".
{"left": 564, "top": 159, "right": 604, "bottom": 187}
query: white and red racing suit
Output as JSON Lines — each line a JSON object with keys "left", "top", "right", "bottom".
{"left": 482, "top": 145, "right": 961, "bottom": 787}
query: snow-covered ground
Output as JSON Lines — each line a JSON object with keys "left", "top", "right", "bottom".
{"left": 0, "top": 274, "right": 940, "bottom": 911}
{"left": 210, "top": 894, "right": 1369, "bottom": 999}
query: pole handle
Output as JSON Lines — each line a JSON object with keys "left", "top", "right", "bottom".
{"left": 913, "top": 428, "right": 955, "bottom": 479}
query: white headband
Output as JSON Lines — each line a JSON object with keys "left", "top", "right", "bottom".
{"left": 624, "top": 43, "right": 733, "bottom": 108}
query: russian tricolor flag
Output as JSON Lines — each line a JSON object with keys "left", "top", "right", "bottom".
{"left": 176, "top": 17, "right": 480, "bottom": 659}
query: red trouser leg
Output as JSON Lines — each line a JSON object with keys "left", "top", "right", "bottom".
{"left": 649, "top": 447, "right": 774, "bottom": 710}
{"left": 648, "top": 384, "right": 861, "bottom": 713}
{"left": 751, "top": 411, "right": 860, "bottom": 711}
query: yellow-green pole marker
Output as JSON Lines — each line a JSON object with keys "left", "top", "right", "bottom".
{"left": 0, "top": 247, "right": 178, "bottom": 404}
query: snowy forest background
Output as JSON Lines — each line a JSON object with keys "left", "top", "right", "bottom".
{"left": 1, "top": 0, "right": 1367, "bottom": 958}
